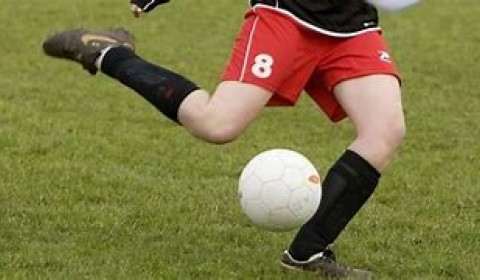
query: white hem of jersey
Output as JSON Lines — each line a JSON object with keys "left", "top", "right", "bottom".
{"left": 251, "top": 4, "right": 382, "bottom": 38}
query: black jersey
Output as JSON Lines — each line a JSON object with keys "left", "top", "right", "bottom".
{"left": 250, "top": 0, "right": 380, "bottom": 37}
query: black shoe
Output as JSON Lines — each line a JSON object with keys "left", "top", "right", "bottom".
{"left": 281, "top": 250, "right": 374, "bottom": 279}
{"left": 43, "top": 28, "right": 135, "bottom": 74}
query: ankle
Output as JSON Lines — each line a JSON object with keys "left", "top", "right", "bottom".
{"left": 94, "top": 46, "right": 116, "bottom": 70}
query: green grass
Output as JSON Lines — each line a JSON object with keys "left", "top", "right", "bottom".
{"left": 1, "top": 0, "right": 479, "bottom": 279}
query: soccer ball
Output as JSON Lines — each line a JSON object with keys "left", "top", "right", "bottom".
{"left": 238, "top": 149, "right": 322, "bottom": 232}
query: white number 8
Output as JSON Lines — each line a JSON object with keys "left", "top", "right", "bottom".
{"left": 252, "top": 54, "right": 274, "bottom": 79}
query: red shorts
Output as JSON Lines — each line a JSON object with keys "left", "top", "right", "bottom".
{"left": 222, "top": 8, "right": 400, "bottom": 122}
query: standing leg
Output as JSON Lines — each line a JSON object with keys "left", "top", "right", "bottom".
{"left": 285, "top": 75, "right": 405, "bottom": 272}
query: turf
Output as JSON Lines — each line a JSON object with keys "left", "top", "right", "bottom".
{"left": 0, "top": 0, "right": 479, "bottom": 279}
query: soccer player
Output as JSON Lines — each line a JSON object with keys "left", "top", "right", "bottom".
{"left": 43, "top": 0, "right": 418, "bottom": 277}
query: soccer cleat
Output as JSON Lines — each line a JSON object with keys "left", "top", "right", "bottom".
{"left": 43, "top": 28, "right": 135, "bottom": 74}
{"left": 281, "top": 250, "right": 374, "bottom": 279}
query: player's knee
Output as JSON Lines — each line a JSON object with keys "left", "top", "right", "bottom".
{"left": 359, "top": 116, "right": 406, "bottom": 155}
{"left": 203, "top": 124, "right": 242, "bottom": 144}
{"left": 385, "top": 117, "right": 406, "bottom": 149}
{"left": 372, "top": 117, "right": 406, "bottom": 152}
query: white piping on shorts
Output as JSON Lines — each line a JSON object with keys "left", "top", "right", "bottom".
{"left": 252, "top": 4, "right": 381, "bottom": 38}
{"left": 239, "top": 16, "right": 260, "bottom": 82}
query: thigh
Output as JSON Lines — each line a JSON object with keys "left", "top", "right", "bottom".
{"left": 333, "top": 74, "right": 404, "bottom": 133}
{"left": 209, "top": 81, "right": 273, "bottom": 125}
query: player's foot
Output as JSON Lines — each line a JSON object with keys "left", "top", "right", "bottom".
{"left": 281, "top": 250, "right": 374, "bottom": 279}
{"left": 43, "top": 28, "right": 135, "bottom": 74}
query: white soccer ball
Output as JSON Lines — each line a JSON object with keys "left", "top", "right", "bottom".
{"left": 238, "top": 149, "right": 322, "bottom": 232}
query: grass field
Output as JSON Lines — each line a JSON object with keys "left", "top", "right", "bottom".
{"left": 1, "top": 0, "right": 479, "bottom": 279}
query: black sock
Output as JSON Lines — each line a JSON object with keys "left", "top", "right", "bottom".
{"left": 288, "top": 150, "right": 380, "bottom": 261}
{"left": 100, "top": 47, "right": 199, "bottom": 123}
